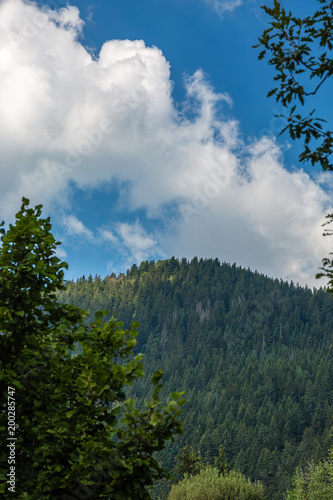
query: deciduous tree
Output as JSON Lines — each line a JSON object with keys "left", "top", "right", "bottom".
{"left": 255, "top": 0, "right": 333, "bottom": 288}
{"left": 0, "top": 198, "right": 185, "bottom": 500}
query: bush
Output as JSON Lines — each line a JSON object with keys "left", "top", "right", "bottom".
{"left": 286, "top": 458, "right": 333, "bottom": 500}
{"left": 168, "top": 466, "right": 264, "bottom": 500}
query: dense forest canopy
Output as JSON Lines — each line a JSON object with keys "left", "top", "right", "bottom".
{"left": 57, "top": 257, "right": 333, "bottom": 499}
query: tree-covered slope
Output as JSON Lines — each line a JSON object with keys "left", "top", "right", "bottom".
{"left": 57, "top": 257, "right": 333, "bottom": 499}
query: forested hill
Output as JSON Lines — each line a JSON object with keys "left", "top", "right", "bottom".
{"left": 57, "top": 257, "right": 333, "bottom": 499}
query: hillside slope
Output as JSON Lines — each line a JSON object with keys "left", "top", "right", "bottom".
{"left": 57, "top": 258, "right": 333, "bottom": 499}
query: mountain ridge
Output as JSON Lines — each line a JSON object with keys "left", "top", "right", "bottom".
{"left": 57, "top": 257, "right": 333, "bottom": 499}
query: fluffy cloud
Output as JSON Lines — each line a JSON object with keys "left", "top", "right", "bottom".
{"left": 162, "top": 138, "right": 331, "bottom": 285}
{"left": 0, "top": 0, "right": 331, "bottom": 286}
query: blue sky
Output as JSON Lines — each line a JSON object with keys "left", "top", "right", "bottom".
{"left": 1, "top": 0, "right": 332, "bottom": 286}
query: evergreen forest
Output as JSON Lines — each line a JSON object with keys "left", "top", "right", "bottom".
{"left": 57, "top": 257, "right": 333, "bottom": 499}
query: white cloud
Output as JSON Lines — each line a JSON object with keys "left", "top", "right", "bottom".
{"left": 0, "top": 0, "right": 331, "bottom": 287}
{"left": 162, "top": 137, "right": 331, "bottom": 287}
{"left": 116, "top": 221, "right": 162, "bottom": 264}
{"left": 55, "top": 246, "right": 67, "bottom": 260}
{"left": 48, "top": 5, "right": 84, "bottom": 32}
{"left": 100, "top": 228, "right": 118, "bottom": 245}
{"left": 63, "top": 215, "right": 94, "bottom": 240}
{"left": 60, "top": 218, "right": 159, "bottom": 266}
{"left": 204, "top": 0, "right": 243, "bottom": 17}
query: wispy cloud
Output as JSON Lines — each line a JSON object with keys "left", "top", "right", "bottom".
{"left": 204, "top": 0, "right": 243, "bottom": 17}
{"left": 99, "top": 228, "right": 118, "bottom": 245}
{"left": 63, "top": 215, "right": 94, "bottom": 240}
{"left": 116, "top": 221, "right": 161, "bottom": 264}
{"left": 55, "top": 246, "right": 67, "bottom": 260}
{"left": 63, "top": 219, "right": 120, "bottom": 246}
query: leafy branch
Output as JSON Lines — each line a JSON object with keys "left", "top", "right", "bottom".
{"left": 254, "top": 0, "right": 333, "bottom": 170}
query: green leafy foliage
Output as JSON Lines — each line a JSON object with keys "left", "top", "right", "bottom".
{"left": 57, "top": 258, "right": 333, "bottom": 499}
{"left": 168, "top": 466, "right": 264, "bottom": 500}
{"left": 286, "top": 453, "right": 333, "bottom": 500}
{"left": 175, "top": 445, "right": 204, "bottom": 479}
{"left": 254, "top": 0, "right": 333, "bottom": 170}
{"left": 316, "top": 212, "right": 333, "bottom": 290}
{"left": 0, "top": 200, "right": 184, "bottom": 499}
{"left": 214, "top": 447, "right": 230, "bottom": 477}
{"left": 255, "top": 0, "right": 333, "bottom": 348}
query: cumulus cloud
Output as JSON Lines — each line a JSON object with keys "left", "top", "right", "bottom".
{"left": 162, "top": 138, "right": 331, "bottom": 286}
{"left": 0, "top": 0, "right": 331, "bottom": 286}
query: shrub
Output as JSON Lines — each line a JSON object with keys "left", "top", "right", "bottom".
{"left": 286, "top": 458, "right": 333, "bottom": 500}
{"left": 168, "top": 466, "right": 264, "bottom": 500}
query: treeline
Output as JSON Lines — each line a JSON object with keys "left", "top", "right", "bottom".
{"left": 57, "top": 257, "right": 333, "bottom": 499}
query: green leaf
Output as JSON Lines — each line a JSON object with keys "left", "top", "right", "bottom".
{"left": 65, "top": 409, "right": 77, "bottom": 419}
{"left": 150, "top": 413, "right": 160, "bottom": 427}
{"left": 152, "top": 369, "right": 163, "bottom": 385}
{"left": 168, "top": 401, "right": 177, "bottom": 411}
{"left": 126, "top": 398, "right": 134, "bottom": 409}
{"left": 12, "top": 380, "right": 24, "bottom": 389}
{"left": 76, "top": 376, "right": 89, "bottom": 389}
